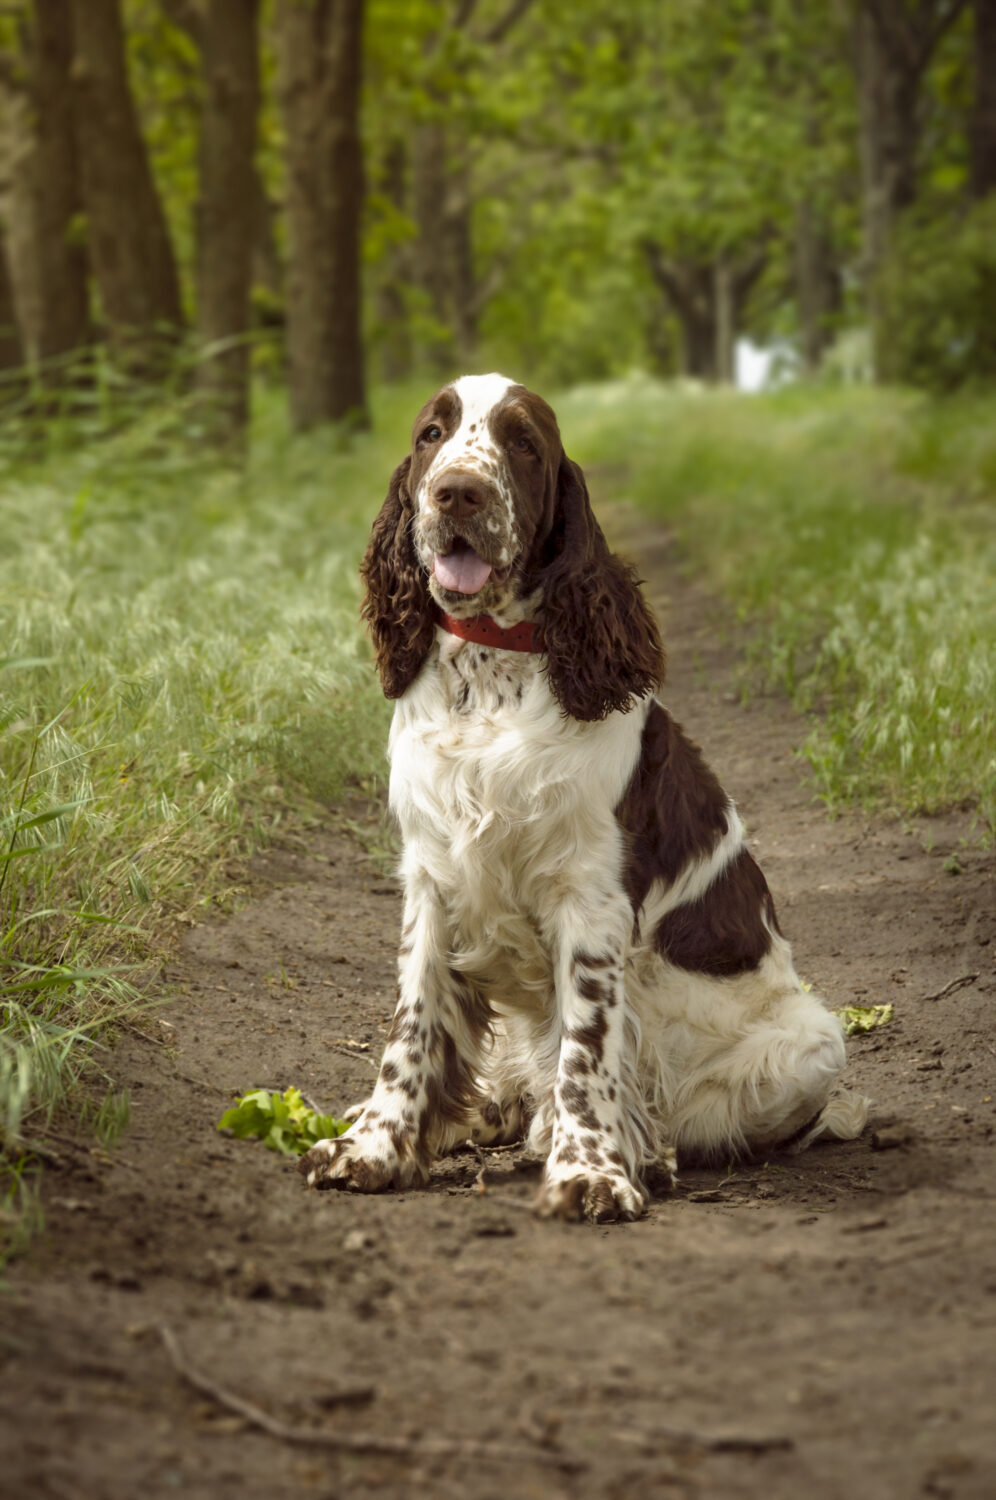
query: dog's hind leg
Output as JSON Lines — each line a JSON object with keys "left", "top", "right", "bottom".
{"left": 662, "top": 983, "right": 868, "bottom": 1161}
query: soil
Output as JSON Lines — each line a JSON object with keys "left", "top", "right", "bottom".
{"left": 2, "top": 519, "right": 995, "bottom": 1500}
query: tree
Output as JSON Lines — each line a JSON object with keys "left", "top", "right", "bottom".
{"left": 277, "top": 0, "right": 366, "bottom": 431}
{"left": 196, "top": 0, "right": 260, "bottom": 444}
{"left": 371, "top": 134, "right": 414, "bottom": 381}
{"left": 0, "top": 231, "right": 25, "bottom": 383}
{"left": 0, "top": 0, "right": 90, "bottom": 379}
{"left": 970, "top": 0, "right": 996, "bottom": 197}
{"left": 70, "top": 0, "right": 183, "bottom": 366}
{"left": 853, "top": 0, "right": 968, "bottom": 368}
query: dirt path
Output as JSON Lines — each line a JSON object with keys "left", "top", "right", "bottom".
{"left": 2, "top": 522, "right": 995, "bottom": 1500}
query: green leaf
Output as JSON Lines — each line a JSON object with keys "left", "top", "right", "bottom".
{"left": 217, "top": 1087, "right": 351, "bottom": 1157}
{"left": 835, "top": 1003, "right": 894, "bottom": 1036}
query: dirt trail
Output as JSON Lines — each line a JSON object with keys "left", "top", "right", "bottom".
{"left": 2, "top": 520, "right": 995, "bottom": 1500}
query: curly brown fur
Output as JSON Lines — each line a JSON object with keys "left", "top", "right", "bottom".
{"left": 360, "top": 456, "right": 436, "bottom": 698}
{"left": 540, "top": 459, "right": 666, "bottom": 721}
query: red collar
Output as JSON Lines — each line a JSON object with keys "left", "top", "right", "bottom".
{"left": 438, "top": 611, "right": 546, "bottom": 653}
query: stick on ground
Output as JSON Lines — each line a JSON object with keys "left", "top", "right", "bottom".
{"left": 159, "top": 1326, "right": 583, "bottom": 1471}
{"left": 921, "top": 972, "right": 979, "bottom": 1003}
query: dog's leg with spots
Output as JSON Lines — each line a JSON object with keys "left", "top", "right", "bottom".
{"left": 535, "top": 892, "right": 651, "bottom": 1224}
{"left": 299, "top": 873, "right": 489, "bottom": 1192}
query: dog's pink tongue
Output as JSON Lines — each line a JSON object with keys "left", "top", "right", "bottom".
{"left": 434, "top": 545, "right": 492, "bottom": 594}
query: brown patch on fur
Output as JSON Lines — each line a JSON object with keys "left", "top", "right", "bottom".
{"left": 566, "top": 1007, "right": 608, "bottom": 1063}
{"left": 360, "top": 456, "right": 436, "bottom": 698}
{"left": 387, "top": 1008, "right": 418, "bottom": 1047}
{"left": 573, "top": 949, "right": 614, "bottom": 969}
{"left": 586, "top": 1177, "right": 621, "bottom": 1223}
{"left": 559, "top": 1079, "right": 599, "bottom": 1132}
{"left": 616, "top": 702, "right": 732, "bottom": 913}
{"left": 655, "top": 846, "right": 777, "bottom": 976}
{"left": 564, "top": 1049, "right": 590, "bottom": 1078}
{"left": 540, "top": 461, "right": 665, "bottom": 722}
{"left": 576, "top": 972, "right": 610, "bottom": 1003}
{"left": 413, "top": 986, "right": 491, "bottom": 1144}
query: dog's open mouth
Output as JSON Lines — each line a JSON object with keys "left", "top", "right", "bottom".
{"left": 433, "top": 537, "right": 508, "bottom": 596}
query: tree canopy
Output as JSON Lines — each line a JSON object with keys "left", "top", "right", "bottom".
{"left": 0, "top": 0, "right": 992, "bottom": 437}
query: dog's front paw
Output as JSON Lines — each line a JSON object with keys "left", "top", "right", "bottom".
{"left": 536, "top": 1165, "right": 646, "bottom": 1224}
{"left": 298, "top": 1120, "right": 426, "bottom": 1193}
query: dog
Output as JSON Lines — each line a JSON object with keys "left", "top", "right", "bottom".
{"left": 299, "top": 373, "right": 868, "bottom": 1222}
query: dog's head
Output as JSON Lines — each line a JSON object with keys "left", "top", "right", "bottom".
{"left": 362, "top": 373, "right": 664, "bottom": 720}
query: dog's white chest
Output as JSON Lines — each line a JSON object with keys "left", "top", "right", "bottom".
{"left": 388, "top": 655, "right": 645, "bottom": 987}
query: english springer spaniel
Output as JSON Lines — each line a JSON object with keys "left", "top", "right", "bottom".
{"left": 300, "top": 373, "right": 868, "bottom": 1222}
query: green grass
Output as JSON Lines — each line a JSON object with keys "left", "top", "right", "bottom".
{"left": 0, "top": 379, "right": 419, "bottom": 1245}
{"left": 560, "top": 379, "right": 996, "bottom": 836}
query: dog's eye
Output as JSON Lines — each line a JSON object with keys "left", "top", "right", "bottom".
{"left": 419, "top": 424, "right": 442, "bottom": 444}
{"left": 512, "top": 435, "right": 535, "bottom": 456}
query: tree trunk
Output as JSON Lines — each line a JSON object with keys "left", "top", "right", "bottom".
{"left": 374, "top": 135, "right": 413, "bottom": 382}
{"left": 970, "top": 0, "right": 996, "bottom": 198}
{"left": 196, "top": 0, "right": 260, "bottom": 445}
{"left": 412, "top": 120, "right": 454, "bottom": 370}
{"left": 0, "top": 0, "right": 90, "bottom": 379}
{"left": 446, "top": 152, "right": 477, "bottom": 368}
{"left": 795, "top": 199, "right": 842, "bottom": 372}
{"left": 855, "top": 0, "right": 969, "bottom": 375}
{"left": 251, "top": 169, "right": 283, "bottom": 315}
{"left": 681, "top": 302, "right": 717, "bottom": 380}
{"left": 278, "top": 0, "right": 367, "bottom": 431}
{"left": 644, "top": 247, "right": 717, "bottom": 380}
{"left": 855, "top": 5, "right": 920, "bottom": 293}
{"left": 0, "top": 232, "right": 26, "bottom": 402}
{"left": 161, "top": 0, "right": 281, "bottom": 322}
{"left": 70, "top": 0, "right": 183, "bottom": 367}
{"left": 714, "top": 257, "right": 734, "bottom": 384}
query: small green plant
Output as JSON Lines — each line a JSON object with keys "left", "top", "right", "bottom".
{"left": 218, "top": 1086, "right": 351, "bottom": 1156}
{"left": 835, "top": 1003, "right": 894, "bottom": 1036}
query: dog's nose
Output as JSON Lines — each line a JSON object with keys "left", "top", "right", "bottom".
{"left": 432, "top": 476, "right": 486, "bottom": 521}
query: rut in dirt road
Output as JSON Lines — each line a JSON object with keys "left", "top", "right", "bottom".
{"left": 2, "top": 522, "right": 994, "bottom": 1500}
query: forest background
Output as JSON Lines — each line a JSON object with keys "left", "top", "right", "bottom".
{"left": 0, "top": 0, "right": 994, "bottom": 1242}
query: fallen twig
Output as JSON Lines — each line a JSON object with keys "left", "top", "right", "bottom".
{"left": 921, "top": 973, "right": 979, "bottom": 1003}
{"left": 172, "top": 1068, "right": 229, "bottom": 1096}
{"left": 159, "top": 1326, "right": 581, "bottom": 1471}
{"left": 122, "top": 1022, "right": 165, "bottom": 1048}
{"left": 613, "top": 1422, "right": 794, "bottom": 1454}
{"left": 2, "top": 1135, "right": 65, "bottom": 1167}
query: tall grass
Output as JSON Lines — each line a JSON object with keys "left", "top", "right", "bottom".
{"left": 0, "top": 380, "right": 416, "bottom": 1239}
{"left": 560, "top": 380, "right": 996, "bottom": 835}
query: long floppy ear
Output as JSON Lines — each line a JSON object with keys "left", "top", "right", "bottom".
{"left": 540, "top": 457, "right": 666, "bottom": 721}
{"left": 359, "top": 456, "right": 435, "bottom": 698}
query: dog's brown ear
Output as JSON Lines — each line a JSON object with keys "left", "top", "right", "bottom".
{"left": 540, "top": 457, "right": 665, "bottom": 721}
{"left": 360, "top": 456, "right": 435, "bottom": 698}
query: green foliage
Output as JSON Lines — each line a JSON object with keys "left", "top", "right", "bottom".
{"left": 878, "top": 199, "right": 996, "bottom": 392}
{"left": 562, "top": 380, "right": 996, "bottom": 837}
{"left": 219, "top": 1086, "right": 350, "bottom": 1157}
